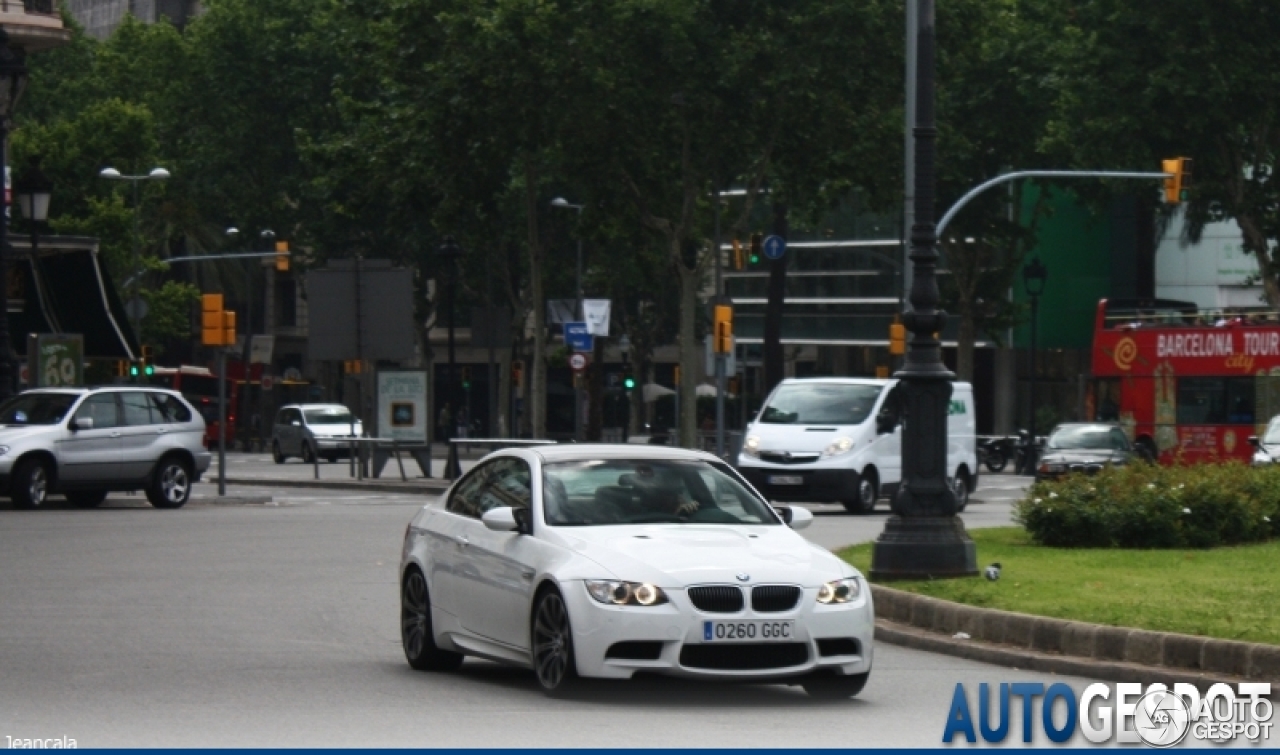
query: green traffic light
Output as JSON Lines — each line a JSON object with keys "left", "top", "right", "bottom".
{"left": 749, "top": 254, "right": 760, "bottom": 264}
{"left": 145, "top": 365, "right": 155, "bottom": 376}
{"left": 624, "top": 377, "right": 636, "bottom": 389}
{"left": 130, "top": 365, "right": 139, "bottom": 376}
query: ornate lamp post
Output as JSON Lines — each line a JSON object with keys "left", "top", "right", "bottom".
{"left": 14, "top": 157, "right": 51, "bottom": 259}
{"left": 1022, "top": 256, "right": 1047, "bottom": 470}
{"left": 0, "top": 30, "right": 27, "bottom": 400}
{"left": 870, "top": 0, "right": 976, "bottom": 580}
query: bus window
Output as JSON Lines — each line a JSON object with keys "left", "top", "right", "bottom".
{"left": 1094, "top": 379, "right": 1120, "bottom": 421}
{"left": 1176, "top": 377, "right": 1255, "bottom": 425}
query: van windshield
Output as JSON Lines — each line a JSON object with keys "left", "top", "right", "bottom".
{"left": 759, "top": 383, "right": 883, "bottom": 425}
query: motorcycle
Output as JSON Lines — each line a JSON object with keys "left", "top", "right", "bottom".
{"left": 978, "top": 436, "right": 1011, "bottom": 473}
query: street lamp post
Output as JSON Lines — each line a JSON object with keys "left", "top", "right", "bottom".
{"left": 0, "top": 30, "right": 28, "bottom": 400}
{"left": 551, "top": 197, "right": 585, "bottom": 442}
{"left": 438, "top": 236, "right": 462, "bottom": 475}
{"left": 870, "top": 0, "right": 977, "bottom": 580}
{"left": 99, "top": 165, "right": 169, "bottom": 348}
{"left": 225, "top": 226, "right": 274, "bottom": 451}
{"left": 15, "top": 158, "right": 51, "bottom": 293}
{"left": 1022, "top": 256, "right": 1047, "bottom": 473}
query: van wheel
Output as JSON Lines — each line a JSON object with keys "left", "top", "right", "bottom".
{"left": 301, "top": 443, "right": 316, "bottom": 464}
{"left": 842, "top": 473, "right": 878, "bottom": 514}
{"left": 952, "top": 474, "right": 969, "bottom": 512}
{"left": 271, "top": 441, "right": 286, "bottom": 464}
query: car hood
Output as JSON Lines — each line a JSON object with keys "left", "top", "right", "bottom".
{"left": 0, "top": 424, "right": 62, "bottom": 441}
{"left": 746, "top": 423, "right": 863, "bottom": 455}
{"left": 549, "top": 524, "right": 852, "bottom": 588}
{"left": 1040, "top": 449, "right": 1127, "bottom": 464}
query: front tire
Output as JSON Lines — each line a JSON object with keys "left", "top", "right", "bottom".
{"left": 952, "top": 474, "right": 970, "bottom": 513}
{"left": 400, "top": 568, "right": 464, "bottom": 671}
{"left": 301, "top": 442, "right": 316, "bottom": 464}
{"left": 984, "top": 449, "right": 1007, "bottom": 473}
{"left": 11, "top": 458, "right": 50, "bottom": 509}
{"left": 66, "top": 490, "right": 108, "bottom": 508}
{"left": 531, "top": 588, "right": 579, "bottom": 696}
{"left": 272, "top": 441, "right": 286, "bottom": 464}
{"left": 147, "top": 457, "right": 192, "bottom": 509}
{"left": 841, "top": 473, "right": 878, "bottom": 514}
{"left": 803, "top": 671, "right": 869, "bottom": 699}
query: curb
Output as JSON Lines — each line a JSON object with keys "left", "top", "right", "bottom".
{"left": 871, "top": 584, "right": 1280, "bottom": 689}
{"left": 192, "top": 495, "right": 274, "bottom": 506}
{"left": 222, "top": 477, "right": 448, "bottom": 494}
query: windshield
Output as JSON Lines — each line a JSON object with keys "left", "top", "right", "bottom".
{"left": 758, "top": 383, "right": 883, "bottom": 425}
{"left": 542, "top": 459, "right": 780, "bottom": 527}
{"left": 0, "top": 393, "right": 78, "bottom": 426}
{"left": 304, "top": 408, "right": 357, "bottom": 425}
{"left": 1046, "top": 425, "right": 1129, "bottom": 451}
{"left": 1265, "top": 420, "right": 1280, "bottom": 445}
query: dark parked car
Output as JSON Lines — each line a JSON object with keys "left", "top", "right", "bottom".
{"left": 1035, "top": 423, "right": 1132, "bottom": 481}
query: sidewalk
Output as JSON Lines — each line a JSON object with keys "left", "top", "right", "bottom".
{"left": 212, "top": 451, "right": 477, "bottom": 493}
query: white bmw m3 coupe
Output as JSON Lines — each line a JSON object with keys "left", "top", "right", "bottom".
{"left": 399, "top": 444, "right": 874, "bottom": 697}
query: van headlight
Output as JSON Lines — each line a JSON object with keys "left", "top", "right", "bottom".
{"left": 1254, "top": 451, "right": 1273, "bottom": 466}
{"left": 742, "top": 435, "right": 760, "bottom": 458}
{"left": 821, "top": 436, "right": 854, "bottom": 457}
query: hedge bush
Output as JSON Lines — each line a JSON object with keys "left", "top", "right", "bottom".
{"left": 1015, "top": 462, "right": 1280, "bottom": 549}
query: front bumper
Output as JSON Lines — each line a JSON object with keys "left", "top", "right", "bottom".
{"left": 736, "top": 463, "right": 858, "bottom": 504}
{"left": 563, "top": 580, "right": 874, "bottom": 682}
{"left": 313, "top": 437, "right": 360, "bottom": 451}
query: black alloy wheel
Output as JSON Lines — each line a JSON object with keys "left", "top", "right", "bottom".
{"left": 842, "top": 473, "right": 877, "bottom": 514}
{"left": 66, "top": 490, "right": 108, "bottom": 508}
{"left": 271, "top": 441, "right": 286, "bottom": 464}
{"left": 531, "top": 589, "right": 579, "bottom": 695}
{"left": 11, "top": 458, "right": 50, "bottom": 509}
{"left": 400, "top": 569, "right": 464, "bottom": 671}
{"left": 802, "top": 671, "right": 870, "bottom": 699}
{"left": 147, "top": 457, "right": 192, "bottom": 509}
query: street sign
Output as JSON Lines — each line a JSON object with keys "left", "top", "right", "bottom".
{"left": 564, "top": 322, "right": 593, "bottom": 352}
{"left": 569, "top": 353, "right": 587, "bottom": 372}
{"left": 763, "top": 235, "right": 787, "bottom": 260}
{"left": 261, "top": 374, "right": 274, "bottom": 390}
{"left": 124, "top": 297, "right": 149, "bottom": 321}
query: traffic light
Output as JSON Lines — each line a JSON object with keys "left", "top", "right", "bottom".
{"left": 731, "top": 238, "right": 745, "bottom": 271}
{"left": 511, "top": 360, "right": 524, "bottom": 386}
{"left": 343, "top": 360, "right": 364, "bottom": 374}
{"left": 728, "top": 377, "right": 740, "bottom": 395}
{"left": 461, "top": 366, "right": 471, "bottom": 389}
{"left": 116, "top": 360, "right": 128, "bottom": 377}
{"left": 749, "top": 233, "right": 762, "bottom": 265}
{"left": 889, "top": 320, "right": 906, "bottom": 356}
{"left": 129, "top": 361, "right": 139, "bottom": 377}
{"left": 623, "top": 374, "right": 636, "bottom": 391}
{"left": 713, "top": 304, "right": 733, "bottom": 355}
{"left": 275, "top": 240, "right": 290, "bottom": 272}
{"left": 674, "top": 365, "right": 681, "bottom": 384}
{"left": 140, "top": 345, "right": 154, "bottom": 377}
{"left": 1162, "top": 157, "right": 1192, "bottom": 203}
{"left": 201, "top": 294, "right": 225, "bottom": 346}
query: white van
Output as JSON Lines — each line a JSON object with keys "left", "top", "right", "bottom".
{"left": 735, "top": 378, "right": 978, "bottom": 513}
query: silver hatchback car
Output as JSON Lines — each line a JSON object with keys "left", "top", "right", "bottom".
{"left": 271, "top": 404, "right": 363, "bottom": 463}
{"left": 0, "top": 387, "right": 212, "bottom": 509}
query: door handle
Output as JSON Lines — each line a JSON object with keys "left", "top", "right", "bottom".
{"left": 156, "top": 428, "right": 168, "bottom": 434}
{"left": 520, "top": 569, "right": 535, "bottom": 580}
{"left": 110, "top": 432, "right": 121, "bottom": 438}
{"left": 454, "top": 534, "right": 470, "bottom": 548}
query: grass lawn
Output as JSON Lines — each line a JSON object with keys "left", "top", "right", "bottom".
{"left": 838, "top": 527, "right": 1280, "bottom": 646}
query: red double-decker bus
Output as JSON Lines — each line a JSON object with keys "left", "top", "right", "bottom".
{"left": 148, "top": 366, "right": 234, "bottom": 448}
{"left": 1088, "top": 298, "right": 1280, "bottom": 463}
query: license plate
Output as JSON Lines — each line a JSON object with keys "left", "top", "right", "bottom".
{"left": 703, "top": 620, "right": 795, "bottom": 642}
{"left": 768, "top": 475, "right": 804, "bottom": 486}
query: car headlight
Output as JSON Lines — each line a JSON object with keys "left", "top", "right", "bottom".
{"left": 742, "top": 435, "right": 761, "bottom": 458}
{"left": 816, "top": 577, "right": 861, "bottom": 604}
{"left": 1038, "top": 462, "right": 1066, "bottom": 474}
{"left": 584, "top": 580, "right": 668, "bottom": 606}
{"left": 821, "top": 436, "right": 854, "bottom": 457}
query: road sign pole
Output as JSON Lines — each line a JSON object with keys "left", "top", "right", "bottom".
{"left": 217, "top": 348, "right": 226, "bottom": 496}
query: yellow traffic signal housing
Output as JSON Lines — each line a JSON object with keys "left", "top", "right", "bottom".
{"left": 713, "top": 304, "right": 733, "bottom": 354}
{"left": 116, "top": 360, "right": 128, "bottom": 377}
{"left": 674, "top": 365, "right": 681, "bottom": 384}
{"left": 275, "top": 240, "right": 290, "bottom": 272}
{"left": 343, "top": 360, "right": 364, "bottom": 374}
{"left": 222, "top": 310, "right": 236, "bottom": 347}
{"left": 1162, "top": 157, "right": 1192, "bottom": 203}
{"left": 731, "top": 238, "right": 745, "bottom": 271}
{"left": 889, "top": 321, "right": 906, "bottom": 356}
{"left": 201, "top": 294, "right": 226, "bottom": 346}
{"left": 749, "top": 233, "right": 763, "bottom": 265}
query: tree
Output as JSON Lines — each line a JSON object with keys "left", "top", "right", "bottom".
{"left": 1045, "top": 0, "right": 1280, "bottom": 306}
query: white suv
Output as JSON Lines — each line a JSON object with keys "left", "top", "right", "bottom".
{"left": 271, "top": 404, "right": 363, "bottom": 463}
{"left": 0, "top": 387, "right": 212, "bottom": 509}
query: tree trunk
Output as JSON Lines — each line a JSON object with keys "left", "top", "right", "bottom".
{"left": 677, "top": 255, "right": 699, "bottom": 449}
{"left": 524, "top": 157, "right": 548, "bottom": 438}
{"left": 1237, "top": 214, "right": 1280, "bottom": 308}
{"left": 763, "top": 203, "right": 789, "bottom": 394}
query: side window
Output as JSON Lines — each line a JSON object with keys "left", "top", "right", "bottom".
{"left": 274, "top": 409, "right": 289, "bottom": 426}
{"left": 446, "top": 466, "right": 490, "bottom": 519}
{"left": 151, "top": 394, "right": 192, "bottom": 423}
{"left": 74, "top": 394, "right": 120, "bottom": 429}
{"left": 477, "top": 458, "right": 532, "bottom": 513}
{"left": 121, "top": 392, "right": 156, "bottom": 426}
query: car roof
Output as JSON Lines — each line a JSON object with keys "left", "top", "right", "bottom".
{"left": 280, "top": 403, "right": 352, "bottom": 411}
{"left": 21, "top": 386, "right": 179, "bottom": 395}
{"left": 1052, "top": 422, "right": 1121, "bottom": 430}
{"left": 775, "top": 377, "right": 973, "bottom": 389}
{"left": 529, "top": 443, "right": 721, "bottom": 464}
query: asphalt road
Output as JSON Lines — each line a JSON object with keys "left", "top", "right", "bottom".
{"left": 0, "top": 471, "right": 1104, "bottom": 748}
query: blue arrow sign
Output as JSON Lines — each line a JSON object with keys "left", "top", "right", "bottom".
{"left": 763, "top": 235, "right": 787, "bottom": 260}
{"left": 564, "top": 321, "right": 593, "bottom": 352}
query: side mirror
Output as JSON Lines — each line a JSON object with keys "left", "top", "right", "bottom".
{"left": 482, "top": 506, "right": 521, "bottom": 533}
{"left": 72, "top": 417, "right": 93, "bottom": 431}
{"left": 291, "top": 420, "right": 302, "bottom": 427}
{"left": 875, "top": 414, "right": 897, "bottom": 434}
{"left": 1249, "top": 435, "right": 1259, "bottom": 447}
{"left": 773, "top": 504, "right": 813, "bottom": 530}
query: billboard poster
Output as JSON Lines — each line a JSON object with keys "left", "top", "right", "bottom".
{"left": 376, "top": 369, "right": 427, "bottom": 444}
{"left": 28, "top": 333, "right": 83, "bottom": 388}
